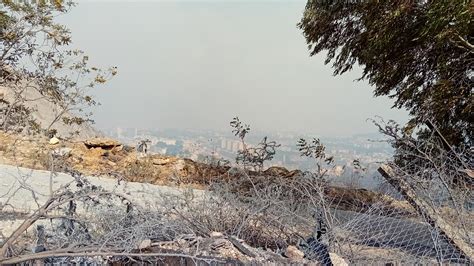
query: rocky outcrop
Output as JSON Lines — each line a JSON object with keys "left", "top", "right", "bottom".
{"left": 263, "top": 166, "right": 302, "bottom": 177}
{"left": 0, "top": 131, "right": 415, "bottom": 217}
{"left": 84, "top": 138, "right": 121, "bottom": 150}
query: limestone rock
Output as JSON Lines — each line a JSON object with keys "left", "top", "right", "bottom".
{"left": 84, "top": 138, "right": 121, "bottom": 150}
{"left": 284, "top": 245, "right": 304, "bottom": 261}
{"left": 138, "top": 239, "right": 152, "bottom": 250}
{"left": 152, "top": 156, "right": 177, "bottom": 165}
{"left": 329, "top": 253, "right": 348, "bottom": 266}
{"left": 210, "top": 231, "right": 224, "bottom": 238}
{"left": 49, "top": 137, "right": 60, "bottom": 145}
{"left": 52, "top": 147, "right": 72, "bottom": 157}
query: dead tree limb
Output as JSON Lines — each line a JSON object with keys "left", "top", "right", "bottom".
{"left": 0, "top": 191, "right": 135, "bottom": 259}
{"left": 227, "top": 236, "right": 256, "bottom": 258}
{"left": 0, "top": 249, "right": 228, "bottom": 265}
{"left": 378, "top": 164, "right": 473, "bottom": 262}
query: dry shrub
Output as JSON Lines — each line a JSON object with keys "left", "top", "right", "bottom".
{"left": 162, "top": 171, "right": 329, "bottom": 250}
{"left": 0, "top": 168, "right": 187, "bottom": 264}
{"left": 125, "top": 158, "right": 160, "bottom": 183}
{"left": 161, "top": 168, "right": 416, "bottom": 251}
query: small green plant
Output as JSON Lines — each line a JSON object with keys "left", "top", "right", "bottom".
{"left": 297, "top": 138, "right": 334, "bottom": 177}
{"left": 230, "top": 117, "right": 280, "bottom": 172}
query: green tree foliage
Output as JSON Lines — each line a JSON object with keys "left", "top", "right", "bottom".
{"left": 298, "top": 0, "right": 473, "bottom": 147}
{"left": 0, "top": 0, "right": 116, "bottom": 134}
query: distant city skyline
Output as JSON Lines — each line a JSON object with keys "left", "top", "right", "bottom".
{"left": 60, "top": 1, "right": 408, "bottom": 137}
{"left": 103, "top": 125, "right": 392, "bottom": 140}
{"left": 107, "top": 125, "right": 391, "bottom": 189}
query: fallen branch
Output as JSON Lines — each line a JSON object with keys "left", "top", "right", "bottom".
{"left": 227, "top": 236, "right": 256, "bottom": 258}
{"left": 0, "top": 191, "right": 136, "bottom": 258}
{"left": 378, "top": 164, "right": 473, "bottom": 262}
{"left": 0, "top": 249, "right": 228, "bottom": 265}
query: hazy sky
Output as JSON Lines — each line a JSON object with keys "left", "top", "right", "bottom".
{"left": 60, "top": 0, "right": 408, "bottom": 136}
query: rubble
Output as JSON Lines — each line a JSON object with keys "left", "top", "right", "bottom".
{"left": 138, "top": 234, "right": 301, "bottom": 264}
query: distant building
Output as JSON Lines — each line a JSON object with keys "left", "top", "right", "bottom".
{"left": 221, "top": 139, "right": 226, "bottom": 149}
{"left": 158, "top": 138, "right": 177, "bottom": 145}
{"left": 220, "top": 138, "right": 243, "bottom": 153}
{"left": 116, "top": 127, "right": 137, "bottom": 139}
{"left": 231, "top": 141, "right": 239, "bottom": 152}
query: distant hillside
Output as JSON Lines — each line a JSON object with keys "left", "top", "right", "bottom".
{"left": 0, "top": 84, "right": 100, "bottom": 139}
